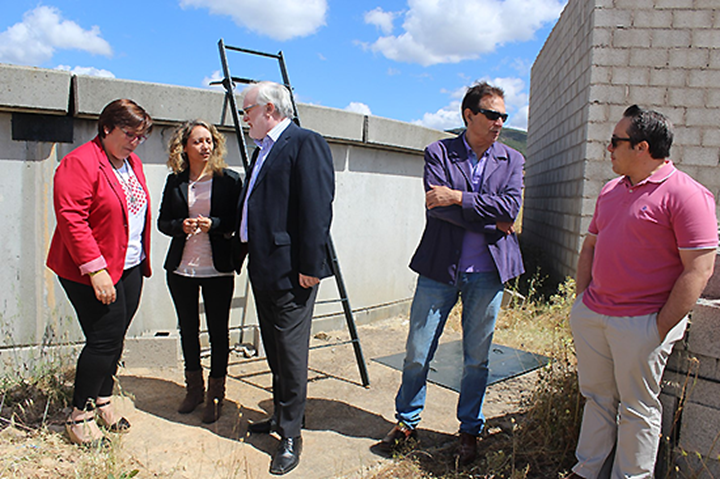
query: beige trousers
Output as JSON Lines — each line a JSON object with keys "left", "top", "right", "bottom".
{"left": 569, "top": 293, "right": 687, "bottom": 479}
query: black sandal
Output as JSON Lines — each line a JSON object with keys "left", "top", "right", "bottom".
{"left": 96, "top": 400, "right": 131, "bottom": 432}
{"left": 65, "top": 416, "right": 110, "bottom": 447}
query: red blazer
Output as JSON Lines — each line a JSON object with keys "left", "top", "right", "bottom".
{"left": 47, "top": 136, "right": 152, "bottom": 285}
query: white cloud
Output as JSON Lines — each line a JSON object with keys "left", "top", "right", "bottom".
{"left": 485, "top": 76, "right": 528, "bottom": 130}
{"left": 364, "top": 7, "right": 398, "bottom": 35}
{"left": 509, "top": 105, "right": 529, "bottom": 131}
{"left": 202, "top": 70, "right": 224, "bottom": 89}
{"left": 412, "top": 101, "right": 462, "bottom": 131}
{"left": 345, "top": 102, "right": 372, "bottom": 116}
{"left": 179, "top": 0, "right": 327, "bottom": 41}
{"left": 413, "top": 77, "right": 529, "bottom": 131}
{"left": 508, "top": 57, "right": 532, "bottom": 76}
{"left": 55, "top": 65, "right": 115, "bottom": 78}
{"left": 0, "top": 6, "right": 112, "bottom": 65}
{"left": 367, "top": 0, "right": 566, "bottom": 66}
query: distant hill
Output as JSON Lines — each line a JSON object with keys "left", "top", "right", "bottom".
{"left": 447, "top": 127, "right": 527, "bottom": 157}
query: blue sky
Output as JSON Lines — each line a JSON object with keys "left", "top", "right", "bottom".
{"left": 0, "top": 1, "right": 568, "bottom": 131}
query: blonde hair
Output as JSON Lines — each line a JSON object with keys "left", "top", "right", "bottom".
{"left": 166, "top": 120, "right": 228, "bottom": 174}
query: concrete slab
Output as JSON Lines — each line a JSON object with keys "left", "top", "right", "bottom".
{"left": 666, "top": 347, "right": 720, "bottom": 383}
{"left": 113, "top": 316, "right": 536, "bottom": 478}
{"left": 73, "top": 75, "right": 229, "bottom": 125}
{"left": 687, "top": 298, "right": 720, "bottom": 359}
{"left": 674, "top": 450, "right": 720, "bottom": 479}
{"left": 701, "top": 250, "right": 720, "bottom": 299}
{"left": 366, "top": 116, "right": 452, "bottom": 152}
{"left": 298, "top": 104, "right": 364, "bottom": 142}
{"left": 684, "top": 377, "right": 720, "bottom": 410}
{"left": 678, "top": 402, "right": 720, "bottom": 458}
{"left": 123, "top": 332, "right": 181, "bottom": 369}
{"left": 0, "top": 64, "right": 71, "bottom": 114}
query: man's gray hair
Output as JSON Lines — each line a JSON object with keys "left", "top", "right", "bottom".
{"left": 251, "top": 81, "right": 294, "bottom": 119}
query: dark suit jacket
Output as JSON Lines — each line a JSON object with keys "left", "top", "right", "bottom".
{"left": 158, "top": 168, "right": 243, "bottom": 273}
{"left": 238, "top": 122, "right": 335, "bottom": 291}
{"left": 409, "top": 133, "right": 525, "bottom": 285}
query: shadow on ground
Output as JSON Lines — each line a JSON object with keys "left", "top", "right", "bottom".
{"left": 121, "top": 372, "right": 457, "bottom": 463}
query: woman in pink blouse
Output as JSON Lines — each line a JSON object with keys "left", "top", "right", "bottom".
{"left": 158, "top": 120, "right": 242, "bottom": 423}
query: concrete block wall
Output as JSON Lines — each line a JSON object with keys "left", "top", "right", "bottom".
{"left": 526, "top": 0, "right": 720, "bottom": 474}
{"left": 525, "top": 0, "right": 596, "bottom": 280}
{"left": 525, "top": 0, "right": 720, "bottom": 282}
{"left": 0, "top": 63, "right": 452, "bottom": 362}
{"left": 662, "top": 256, "right": 720, "bottom": 477}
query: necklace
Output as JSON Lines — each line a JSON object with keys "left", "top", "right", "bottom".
{"left": 189, "top": 168, "right": 210, "bottom": 189}
{"left": 113, "top": 160, "right": 138, "bottom": 205}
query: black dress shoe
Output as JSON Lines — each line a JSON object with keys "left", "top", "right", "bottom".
{"left": 248, "top": 417, "right": 276, "bottom": 434}
{"left": 269, "top": 436, "right": 302, "bottom": 475}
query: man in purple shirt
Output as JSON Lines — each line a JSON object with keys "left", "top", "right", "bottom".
{"left": 375, "top": 82, "right": 525, "bottom": 464}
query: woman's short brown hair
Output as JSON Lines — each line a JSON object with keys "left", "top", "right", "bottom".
{"left": 166, "top": 120, "right": 228, "bottom": 175}
{"left": 97, "top": 99, "right": 153, "bottom": 138}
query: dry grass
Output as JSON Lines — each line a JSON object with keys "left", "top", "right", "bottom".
{"left": 0, "top": 348, "right": 142, "bottom": 479}
{"left": 371, "top": 275, "right": 582, "bottom": 479}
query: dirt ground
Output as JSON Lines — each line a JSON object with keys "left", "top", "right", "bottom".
{"left": 0, "top": 316, "right": 539, "bottom": 478}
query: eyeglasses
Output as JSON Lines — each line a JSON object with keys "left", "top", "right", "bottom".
{"left": 239, "top": 104, "right": 260, "bottom": 117}
{"left": 474, "top": 108, "right": 509, "bottom": 123}
{"left": 120, "top": 127, "right": 147, "bottom": 144}
{"left": 610, "top": 136, "right": 632, "bottom": 148}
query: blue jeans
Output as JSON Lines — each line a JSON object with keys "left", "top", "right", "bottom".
{"left": 395, "top": 272, "right": 503, "bottom": 435}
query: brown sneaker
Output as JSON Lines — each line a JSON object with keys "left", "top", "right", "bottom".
{"left": 371, "top": 422, "right": 418, "bottom": 457}
{"left": 457, "top": 432, "right": 477, "bottom": 465}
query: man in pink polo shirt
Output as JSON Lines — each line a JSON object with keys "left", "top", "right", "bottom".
{"left": 567, "top": 105, "right": 718, "bottom": 479}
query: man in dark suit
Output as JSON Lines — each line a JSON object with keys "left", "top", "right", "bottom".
{"left": 237, "top": 81, "right": 334, "bottom": 475}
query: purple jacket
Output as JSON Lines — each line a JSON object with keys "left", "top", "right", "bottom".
{"left": 409, "top": 133, "right": 525, "bottom": 285}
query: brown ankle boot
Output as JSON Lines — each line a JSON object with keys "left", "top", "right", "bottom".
{"left": 178, "top": 370, "right": 205, "bottom": 414}
{"left": 202, "top": 376, "right": 226, "bottom": 424}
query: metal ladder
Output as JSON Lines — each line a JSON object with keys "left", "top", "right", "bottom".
{"left": 213, "top": 38, "right": 370, "bottom": 387}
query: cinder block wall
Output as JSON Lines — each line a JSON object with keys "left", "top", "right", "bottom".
{"left": 527, "top": 0, "right": 720, "bottom": 474}
{"left": 524, "top": 0, "right": 596, "bottom": 280}
{"left": 662, "top": 256, "right": 720, "bottom": 478}
{"left": 526, "top": 0, "right": 720, "bottom": 281}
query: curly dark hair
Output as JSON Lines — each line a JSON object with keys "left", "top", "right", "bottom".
{"left": 166, "top": 120, "right": 227, "bottom": 175}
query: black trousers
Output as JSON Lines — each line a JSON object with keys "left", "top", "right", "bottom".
{"left": 59, "top": 265, "right": 143, "bottom": 411}
{"left": 167, "top": 272, "right": 234, "bottom": 378}
{"left": 252, "top": 283, "right": 318, "bottom": 438}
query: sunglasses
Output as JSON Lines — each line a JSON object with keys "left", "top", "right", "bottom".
{"left": 473, "top": 108, "right": 509, "bottom": 122}
{"left": 610, "top": 136, "right": 632, "bottom": 148}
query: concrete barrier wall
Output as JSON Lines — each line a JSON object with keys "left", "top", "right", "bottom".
{"left": 0, "top": 62, "right": 452, "bottom": 351}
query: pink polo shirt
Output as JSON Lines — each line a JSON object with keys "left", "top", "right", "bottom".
{"left": 583, "top": 161, "right": 718, "bottom": 317}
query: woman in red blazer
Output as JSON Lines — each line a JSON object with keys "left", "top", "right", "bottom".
{"left": 158, "top": 120, "right": 242, "bottom": 424}
{"left": 46, "top": 99, "right": 153, "bottom": 446}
